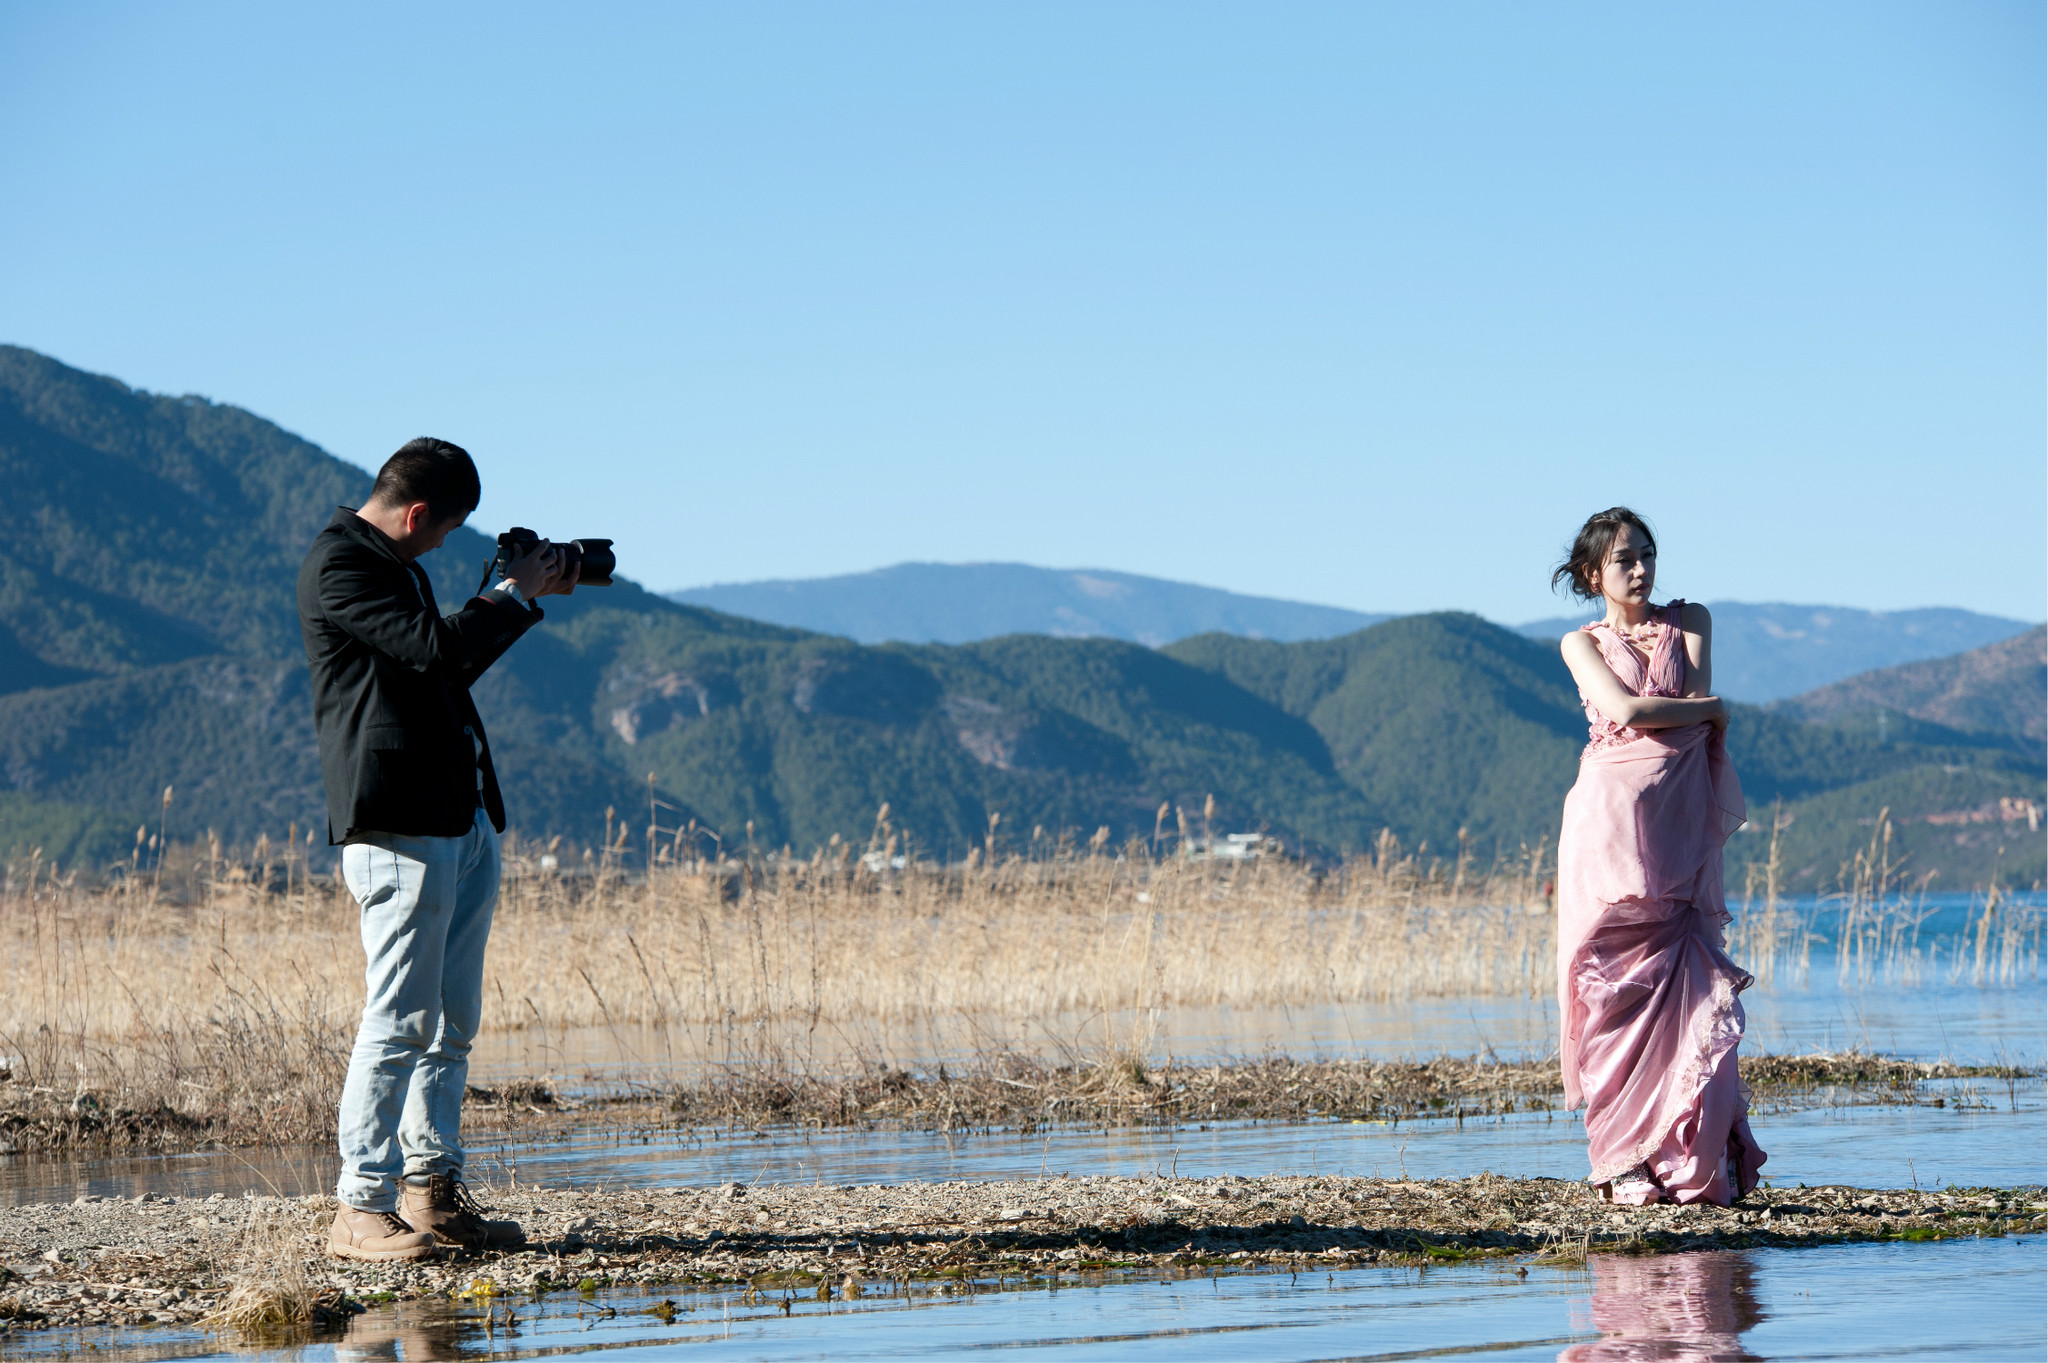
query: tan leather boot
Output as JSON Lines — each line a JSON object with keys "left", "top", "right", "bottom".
{"left": 328, "top": 1206, "right": 440, "bottom": 1262}
{"left": 399, "top": 1173, "right": 526, "bottom": 1249}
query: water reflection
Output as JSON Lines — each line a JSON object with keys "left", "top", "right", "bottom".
{"left": 2, "top": 1236, "right": 2038, "bottom": 1361}
{"left": 1563, "top": 1252, "right": 1763, "bottom": 1362}
{"left": 332, "top": 1306, "right": 475, "bottom": 1361}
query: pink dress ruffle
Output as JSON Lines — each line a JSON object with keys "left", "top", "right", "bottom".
{"left": 1557, "top": 602, "right": 1765, "bottom": 1206}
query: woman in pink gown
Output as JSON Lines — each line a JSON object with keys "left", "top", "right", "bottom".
{"left": 1553, "top": 508, "right": 1764, "bottom": 1207}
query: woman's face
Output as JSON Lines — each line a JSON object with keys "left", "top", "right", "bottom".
{"left": 1594, "top": 524, "right": 1656, "bottom": 608}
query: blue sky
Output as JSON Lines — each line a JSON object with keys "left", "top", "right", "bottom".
{"left": 2, "top": 2, "right": 2041, "bottom": 623}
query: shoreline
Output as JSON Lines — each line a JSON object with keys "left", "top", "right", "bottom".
{"left": 0, "top": 1175, "right": 2040, "bottom": 1338}
{"left": 1, "top": 1051, "right": 2026, "bottom": 1161}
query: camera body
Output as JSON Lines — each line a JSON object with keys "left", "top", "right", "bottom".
{"left": 483, "top": 527, "right": 616, "bottom": 594}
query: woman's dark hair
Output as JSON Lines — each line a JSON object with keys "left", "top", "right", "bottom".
{"left": 369, "top": 437, "right": 480, "bottom": 522}
{"left": 1551, "top": 507, "right": 1656, "bottom": 602}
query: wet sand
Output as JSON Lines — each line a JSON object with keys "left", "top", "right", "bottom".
{"left": 1, "top": 1175, "right": 2039, "bottom": 1336}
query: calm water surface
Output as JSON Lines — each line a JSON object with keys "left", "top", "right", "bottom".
{"left": 2, "top": 1077, "right": 2037, "bottom": 1206}
{"left": 3, "top": 1237, "right": 2040, "bottom": 1361}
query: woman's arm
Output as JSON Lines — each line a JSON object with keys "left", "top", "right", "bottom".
{"left": 1561, "top": 630, "right": 1728, "bottom": 730}
{"left": 1678, "top": 601, "right": 1712, "bottom": 697}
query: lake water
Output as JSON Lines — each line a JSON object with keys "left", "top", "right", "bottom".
{"left": 5, "top": 1236, "right": 2041, "bottom": 1361}
{"left": 1, "top": 915, "right": 2039, "bottom": 1359}
{"left": 2, "top": 1075, "right": 2037, "bottom": 1208}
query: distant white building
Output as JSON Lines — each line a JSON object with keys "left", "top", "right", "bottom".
{"left": 1178, "top": 832, "right": 1281, "bottom": 861}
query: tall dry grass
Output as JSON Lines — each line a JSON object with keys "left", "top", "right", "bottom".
{"left": 485, "top": 822, "right": 1558, "bottom": 1066}
{"left": 1729, "top": 805, "right": 2044, "bottom": 990}
{"left": 0, "top": 832, "right": 353, "bottom": 1149}
{"left": 0, "top": 807, "right": 2036, "bottom": 1150}
{"left": 0, "top": 823, "right": 1551, "bottom": 1143}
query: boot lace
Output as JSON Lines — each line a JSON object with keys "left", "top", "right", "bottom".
{"left": 453, "top": 1182, "right": 496, "bottom": 1219}
{"left": 430, "top": 1174, "right": 496, "bottom": 1219}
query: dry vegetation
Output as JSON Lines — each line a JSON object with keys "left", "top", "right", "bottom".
{"left": 0, "top": 813, "right": 2037, "bottom": 1155}
{"left": 1729, "top": 805, "right": 2043, "bottom": 989}
{"left": 656, "top": 1050, "right": 2030, "bottom": 1135}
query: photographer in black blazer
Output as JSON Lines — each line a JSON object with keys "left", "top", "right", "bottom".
{"left": 298, "top": 438, "right": 574, "bottom": 1262}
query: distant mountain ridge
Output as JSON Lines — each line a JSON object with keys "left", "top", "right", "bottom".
{"left": 1516, "top": 603, "right": 2037, "bottom": 703}
{"left": 670, "top": 563, "right": 1389, "bottom": 647}
{"left": 1770, "top": 626, "right": 2046, "bottom": 746}
{"left": 675, "top": 566, "right": 2037, "bottom": 704}
{"left": 0, "top": 345, "right": 2038, "bottom": 889}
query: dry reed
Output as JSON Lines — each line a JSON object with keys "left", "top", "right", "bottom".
{"left": 0, "top": 824, "right": 1550, "bottom": 1148}
{"left": 482, "top": 823, "right": 1558, "bottom": 1068}
{"left": 1730, "top": 805, "right": 2044, "bottom": 990}
{"left": 0, "top": 808, "right": 2035, "bottom": 1153}
{"left": 197, "top": 1198, "right": 321, "bottom": 1334}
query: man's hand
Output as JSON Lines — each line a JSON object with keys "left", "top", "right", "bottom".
{"left": 505, "top": 541, "right": 571, "bottom": 601}
{"left": 539, "top": 551, "right": 580, "bottom": 597}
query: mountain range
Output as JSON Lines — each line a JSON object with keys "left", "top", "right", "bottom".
{"left": 672, "top": 565, "right": 1389, "bottom": 648}
{"left": 1769, "top": 628, "right": 2046, "bottom": 746}
{"left": 676, "top": 569, "right": 2034, "bottom": 704}
{"left": 1, "top": 344, "right": 2040, "bottom": 890}
{"left": 1516, "top": 605, "right": 2037, "bottom": 703}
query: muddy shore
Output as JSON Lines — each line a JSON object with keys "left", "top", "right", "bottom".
{"left": 1, "top": 1176, "right": 2040, "bottom": 1336}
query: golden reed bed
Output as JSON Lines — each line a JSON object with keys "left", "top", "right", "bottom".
{"left": 0, "top": 811, "right": 2034, "bottom": 1151}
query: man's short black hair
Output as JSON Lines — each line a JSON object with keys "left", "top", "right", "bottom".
{"left": 369, "top": 438, "right": 481, "bottom": 522}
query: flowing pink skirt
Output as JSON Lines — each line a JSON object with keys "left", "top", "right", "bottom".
{"left": 1557, "top": 723, "right": 1765, "bottom": 1205}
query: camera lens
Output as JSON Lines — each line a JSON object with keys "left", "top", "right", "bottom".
{"left": 571, "top": 539, "right": 616, "bottom": 586}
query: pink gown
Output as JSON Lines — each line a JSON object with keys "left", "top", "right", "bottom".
{"left": 1556, "top": 601, "right": 1764, "bottom": 1205}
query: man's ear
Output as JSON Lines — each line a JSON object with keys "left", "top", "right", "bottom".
{"left": 402, "top": 501, "right": 433, "bottom": 535}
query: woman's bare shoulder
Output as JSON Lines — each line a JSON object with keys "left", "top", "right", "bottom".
{"left": 1677, "top": 601, "right": 1712, "bottom": 633}
{"left": 1560, "top": 628, "right": 1601, "bottom": 658}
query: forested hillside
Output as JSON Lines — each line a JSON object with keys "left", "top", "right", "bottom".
{"left": 1517, "top": 603, "right": 2036, "bottom": 702}
{"left": 0, "top": 345, "right": 2038, "bottom": 889}
{"left": 1771, "top": 627, "right": 2045, "bottom": 746}
{"left": 0, "top": 347, "right": 1386, "bottom": 862}
{"left": 1171, "top": 618, "right": 2044, "bottom": 887}
{"left": 1164, "top": 616, "right": 1585, "bottom": 853}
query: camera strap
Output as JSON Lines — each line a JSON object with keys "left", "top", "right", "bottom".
{"left": 476, "top": 545, "right": 508, "bottom": 599}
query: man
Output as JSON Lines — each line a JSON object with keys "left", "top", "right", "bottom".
{"left": 299, "top": 438, "right": 575, "bottom": 1262}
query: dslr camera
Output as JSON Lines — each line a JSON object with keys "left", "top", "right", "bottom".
{"left": 479, "top": 527, "right": 616, "bottom": 595}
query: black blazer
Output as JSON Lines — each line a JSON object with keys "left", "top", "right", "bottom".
{"left": 298, "top": 508, "right": 541, "bottom": 843}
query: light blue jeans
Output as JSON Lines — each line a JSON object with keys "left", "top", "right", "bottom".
{"left": 335, "top": 809, "right": 499, "bottom": 1212}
